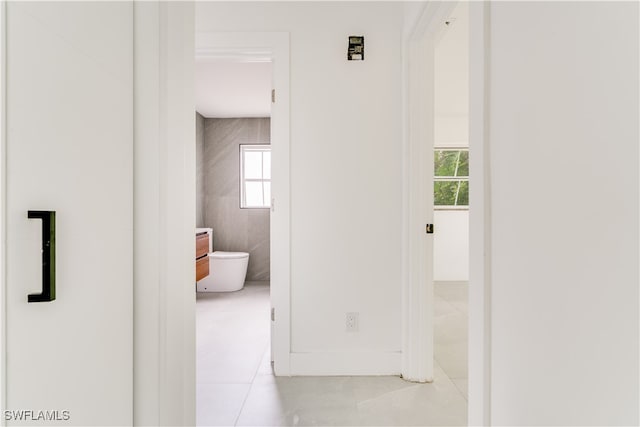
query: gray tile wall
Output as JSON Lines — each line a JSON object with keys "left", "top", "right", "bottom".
{"left": 200, "top": 117, "right": 270, "bottom": 281}
{"left": 196, "top": 112, "right": 205, "bottom": 228}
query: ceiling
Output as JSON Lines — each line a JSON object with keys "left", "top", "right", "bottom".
{"left": 195, "top": 60, "right": 272, "bottom": 118}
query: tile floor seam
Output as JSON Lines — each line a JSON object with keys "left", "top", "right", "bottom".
{"left": 233, "top": 343, "right": 270, "bottom": 426}
{"left": 232, "top": 387, "right": 252, "bottom": 427}
{"left": 436, "top": 362, "right": 468, "bottom": 403}
{"left": 452, "top": 384, "right": 468, "bottom": 399}
{"left": 437, "top": 294, "right": 465, "bottom": 308}
{"left": 435, "top": 296, "right": 458, "bottom": 313}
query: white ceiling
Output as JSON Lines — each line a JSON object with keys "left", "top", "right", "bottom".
{"left": 195, "top": 60, "right": 272, "bottom": 118}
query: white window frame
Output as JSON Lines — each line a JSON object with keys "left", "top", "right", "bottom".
{"left": 434, "top": 147, "right": 469, "bottom": 210}
{"left": 240, "top": 144, "right": 271, "bottom": 209}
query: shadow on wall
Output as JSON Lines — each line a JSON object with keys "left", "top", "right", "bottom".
{"left": 196, "top": 114, "right": 271, "bottom": 281}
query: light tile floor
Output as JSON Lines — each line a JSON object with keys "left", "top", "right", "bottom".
{"left": 434, "top": 282, "right": 468, "bottom": 401}
{"left": 197, "top": 281, "right": 468, "bottom": 426}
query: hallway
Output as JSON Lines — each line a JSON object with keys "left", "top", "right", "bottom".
{"left": 196, "top": 282, "right": 468, "bottom": 426}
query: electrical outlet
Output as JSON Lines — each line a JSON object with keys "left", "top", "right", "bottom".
{"left": 346, "top": 312, "right": 359, "bottom": 332}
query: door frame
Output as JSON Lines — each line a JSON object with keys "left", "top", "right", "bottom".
{"left": 402, "top": 0, "right": 457, "bottom": 384}
{"left": 403, "top": 1, "right": 492, "bottom": 425}
{"left": 195, "top": 31, "right": 292, "bottom": 376}
{"left": 0, "top": 0, "right": 6, "bottom": 415}
{"left": 467, "top": 3, "right": 492, "bottom": 424}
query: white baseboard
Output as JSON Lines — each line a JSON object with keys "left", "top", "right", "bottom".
{"left": 289, "top": 351, "right": 402, "bottom": 376}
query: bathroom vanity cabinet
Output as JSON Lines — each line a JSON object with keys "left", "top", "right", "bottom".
{"left": 196, "top": 232, "right": 209, "bottom": 281}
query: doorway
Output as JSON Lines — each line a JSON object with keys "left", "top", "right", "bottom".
{"left": 194, "top": 57, "right": 273, "bottom": 425}
{"left": 193, "top": 32, "right": 291, "bottom": 425}
{"left": 195, "top": 31, "right": 291, "bottom": 375}
{"left": 404, "top": 2, "right": 490, "bottom": 424}
{"left": 432, "top": 0, "right": 470, "bottom": 403}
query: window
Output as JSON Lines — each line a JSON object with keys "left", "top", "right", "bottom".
{"left": 434, "top": 148, "right": 468, "bottom": 209}
{"left": 240, "top": 144, "right": 271, "bottom": 209}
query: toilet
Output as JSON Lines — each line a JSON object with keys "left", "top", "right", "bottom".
{"left": 196, "top": 228, "right": 249, "bottom": 292}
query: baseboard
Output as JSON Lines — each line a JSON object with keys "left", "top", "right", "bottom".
{"left": 289, "top": 351, "right": 402, "bottom": 376}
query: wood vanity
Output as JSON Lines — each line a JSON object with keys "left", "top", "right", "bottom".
{"left": 196, "top": 231, "right": 209, "bottom": 281}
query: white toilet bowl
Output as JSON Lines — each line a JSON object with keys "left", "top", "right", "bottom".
{"left": 196, "top": 251, "right": 249, "bottom": 292}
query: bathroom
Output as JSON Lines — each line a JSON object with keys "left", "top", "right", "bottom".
{"left": 194, "top": 60, "right": 274, "bottom": 421}
{"left": 194, "top": 115, "right": 271, "bottom": 292}
{"left": 194, "top": 57, "right": 272, "bottom": 292}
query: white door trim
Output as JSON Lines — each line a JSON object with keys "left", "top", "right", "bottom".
{"left": 0, "top": 0, "right": 6, "bottom": 417}
{"left": 468, "top": 2, "right": 492, "bottom": 425}
{"left": 134, "top": 3, "right": 196, "bottom": 425}
{"left": 195, "top": 31, "right": 292, "bottom": 376}
{"left": 402, "top": 32, "right": 434, "bottom": 383}
{"left": 403, "top": 2, "right": 492, "bottom": 425}
{"left": 402, "top": 0, "right": 456, "bottom": 384}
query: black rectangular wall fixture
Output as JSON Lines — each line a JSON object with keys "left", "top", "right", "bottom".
{"left": 348, "top": 36, "right": 364, "bottom": 60}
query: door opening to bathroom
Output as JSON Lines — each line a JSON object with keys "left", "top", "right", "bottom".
{"left": 194, "top": 58, "right": 273, "bottom": 340}
{"left": 193, "top": 31, "right": 292, "bottom": 423}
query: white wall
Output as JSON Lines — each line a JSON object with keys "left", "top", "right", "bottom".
{"left": 196, "top": 2, "right": 405, "bottom": 373}
{"left": 435, "top": 1, "right": 468, "bottom": 148}
{"left": 433, "top": 2, "right": 469, "bottom": 282}
{"left": 485, "top": 2, "right": 638, "bottom": 425}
